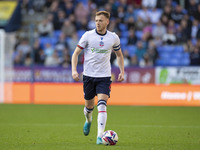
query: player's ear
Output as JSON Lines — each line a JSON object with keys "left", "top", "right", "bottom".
{"left": 107, "top": 19, "right": 109, "bottom": 25}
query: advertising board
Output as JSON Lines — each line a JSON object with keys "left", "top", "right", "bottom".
{"left": 156, "top": 67, "right": 200, "bottom": 85}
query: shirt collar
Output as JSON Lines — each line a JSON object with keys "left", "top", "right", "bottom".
{"left": 95, "top": 29, "right": 107, "bottom": 36}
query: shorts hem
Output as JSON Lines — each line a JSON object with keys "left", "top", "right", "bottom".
{"left": 84, "top": 96, "right": 95, "bottom": 100}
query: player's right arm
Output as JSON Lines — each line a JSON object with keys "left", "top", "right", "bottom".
{"left": 71, "top": 46, "right": 82, "bottom": 81}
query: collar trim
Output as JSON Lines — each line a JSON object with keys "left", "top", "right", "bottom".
{"left": 95, "top": 29, "right": 107, "bottom": 36}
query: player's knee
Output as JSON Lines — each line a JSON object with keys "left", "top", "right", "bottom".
{"left": 97, "top": 94, "right": 109, "bottom": 101}
{"left": 85, "top": 98, "right": 95, "bottom": 109}
{"left": 85, "top": 103, "right": 94, "bottom": 109}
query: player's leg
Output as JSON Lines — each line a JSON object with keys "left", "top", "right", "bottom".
{"left": 96, "top": 77, "right": 112, "bottom": 144}
{"left": 84, "top": 98, "right": 95, "bottom": 122}
{"left": 83, "top": 98, "right": 95, "bottom": 136}
{"left": 83, "top": 100, "right": 94, "bottom": 136}
{"left": 83, "top": 75, "right": 96, "bottom": 136}
{"left": 96, "top": 93, "right": 108, "bottom": 144}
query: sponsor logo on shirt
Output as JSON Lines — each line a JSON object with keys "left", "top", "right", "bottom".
{"left": 91, "top": 48, "right": 108, "bottom": 53}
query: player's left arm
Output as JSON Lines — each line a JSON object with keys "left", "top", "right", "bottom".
{"left": 114, "top": 49, "right": 124, "bottom": 82}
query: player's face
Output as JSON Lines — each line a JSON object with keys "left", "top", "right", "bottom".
{"left": 95, "top": 15, "right": 109, "bottom": 33}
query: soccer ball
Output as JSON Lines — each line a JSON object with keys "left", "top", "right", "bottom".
{"left": 102, "top": 130, "right": 118, "bottom": 145}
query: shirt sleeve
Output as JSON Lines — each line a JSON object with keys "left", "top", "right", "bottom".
{"left": 77, "top": 32, "right": 88, "bottom": 49}
{"left": 113, "top": 33, "right": 121, "bottom": 51}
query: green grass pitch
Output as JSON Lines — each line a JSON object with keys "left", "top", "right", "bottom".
{"left": 0, "top": 104, "right": 200, "bottom": 150}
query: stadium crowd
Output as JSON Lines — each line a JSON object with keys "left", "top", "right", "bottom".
{"left": 13, "top": 0, "right": 200, "bottom": 67}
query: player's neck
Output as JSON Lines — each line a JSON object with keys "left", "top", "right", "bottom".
{"left": 95, "top": 29, "right": 107, "bottom": 36}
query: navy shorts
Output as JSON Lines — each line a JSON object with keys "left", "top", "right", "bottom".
{"left": 83, "top": 75, "right": 112, "bottom": 100}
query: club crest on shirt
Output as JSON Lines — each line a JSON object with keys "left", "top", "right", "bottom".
{"left": 99, "top": 41, "right": 104, "bottom": 47}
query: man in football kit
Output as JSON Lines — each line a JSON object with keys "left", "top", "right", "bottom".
{"left": 71, "top": 11, "right": 124, "bottom": 144}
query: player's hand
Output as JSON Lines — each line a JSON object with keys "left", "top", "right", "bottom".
{"left": 118, "top": 72, "right": 124, "bottom": 82}
{"left": 72, "top": 71, "right": 80, "bottom": 81}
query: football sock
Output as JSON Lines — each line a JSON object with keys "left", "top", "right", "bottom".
{"left": 97, "top": 100, "right": 107, "bottom": 137}
{"left": 84, "top": 106, "right": 94, "bottom": 123}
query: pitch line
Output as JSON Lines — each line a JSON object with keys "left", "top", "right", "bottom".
{"left": 0, "top": 123, "right": 199, "bottom": 129}
{"left": 113, "top": 124, "right": 200, "bottom": 129}
{"left": 0, "top": 123, "right": 81, "bottom": 127}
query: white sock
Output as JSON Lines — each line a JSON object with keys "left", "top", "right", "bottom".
{"left": 84, "top": 106, "right": 93, "bottom": 123}
{"left": 97, "top": 100, "right": 107, "bottom": 137}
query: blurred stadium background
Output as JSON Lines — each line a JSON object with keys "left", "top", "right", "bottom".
{"left": 0, "top": 0, "right": 200, "bottom": 106}
{"left": 0, "top": 1, "right": 200, "bottom": 150}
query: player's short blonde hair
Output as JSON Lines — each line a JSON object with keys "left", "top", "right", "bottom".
{"left": 96, "top": 11, "right": 110, "bottom": 19}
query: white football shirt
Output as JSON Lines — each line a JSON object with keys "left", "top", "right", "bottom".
{"left": 77, "top": 29, "right": 121, "bottom": 77}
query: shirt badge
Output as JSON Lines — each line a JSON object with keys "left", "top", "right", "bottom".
{"left": 99, "top": 41, "right": 104, "bottom": 47}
